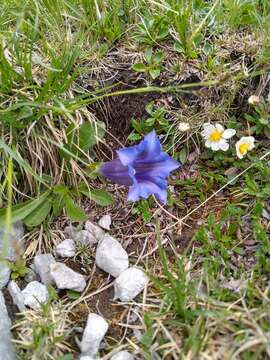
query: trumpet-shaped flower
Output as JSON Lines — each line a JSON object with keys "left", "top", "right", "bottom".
{"left": 201, "top": 123, "right": 236, "bottom": 151}
{"left": 100, "top": 131, "right": 180, "bottom": 204}
{"left": 235, "top": 136, "right": 255, "bottom": 159}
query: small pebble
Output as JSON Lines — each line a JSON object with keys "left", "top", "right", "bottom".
{"left": 24, "top": 267, "right": 38, "bottom": 283}
{"left": 85, "top": 221, "right": 105, "bottom": 242}
{"left": 8, "top": 281, "right": 26, "bottom": 312}
{"left": 98, "top": 215, "right": 111, "bottom": 231}
{"left": 80, "top": 313, "right": 108, "bottom": 357}
{"left": 0, "top": 291, "right": 17, "bottom": 360}
{"left": 50, "top": 262, "right": 86, "bottom": 292}
{"left": 64, "top": 225, "right": 78, "bottom": 239}
{"left": 33, "top": 253, "right": 56, "bottom": 284}
{"left": 0, "top": 264, "right": 11, "bottom": 289}
{"left": 21, "top": 281, "right": 49, "bottom": 309}
{"left": 95, "top": 235, "right": 129, "bottom": 277}
{"left": 0, "top": 221, "right": 25, "bottom": 261}
{"left": 55, "top": 239, "right": 76, "bottom": 258}
{"left": 111, "top": 351, "right": 134, "bottom": 360}
{"left": 114, "top": 267, "right": 148, "bottom": 302}
{"left": 74, "top": 230, "right": 97, "bottom": 246}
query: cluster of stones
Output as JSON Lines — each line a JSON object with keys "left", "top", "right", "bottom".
{"left": 0, "top": 217, "right": 148, "bottom": 359}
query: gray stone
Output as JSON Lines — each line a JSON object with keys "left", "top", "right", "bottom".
{"left": 55, "top": 239, "right": 75, "bottom": 258}
{"left": 73, "top": 230, "right": 97, "bottom": 246}
{"left": 98, "top": 215, "right": 111, "bottom": 231}
{"left": 50, "top": 262, "right": 86, "bottom": 292}
{"left": 111, "top": 351, "right": 134, "bottom": 360}
{"left": 64, "top": 225, "right": 78, "bottom": 239}
{"left": 0, "top": 291, "right": 17, "bottom": 360}
{"left": 95, "top": 235, "right": 128, "bottom": 277}
{"left": 0, "top": 263, "right": 11, "bottom": 289}
{"left": 8, "top": 281, "right": 26, "bottom": 312}
{"left": 21, "top": 281, "right": 49, "bottom": 309}
{"left": 0, "top": 221, "right": 24, "bottom": 261}
{"left": 85, "top": 221, "right": 105, "bottom": 243}
{"left": 80, "top": 313, "right": 108, "bottom": 357}
{"left": 24, "top": 267, "right": 38, "bottom": 283}
{"left": 33, "top": 254, "right": 56, "bottom": 284}
{"left": 114, "top": 268, "right": 148, "bottom": 302}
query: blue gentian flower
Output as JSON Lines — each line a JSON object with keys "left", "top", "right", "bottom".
{"left": 100, "top": 130, "right": 180, "bottom": 204}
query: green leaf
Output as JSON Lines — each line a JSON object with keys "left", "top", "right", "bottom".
{"left": 62, "top": 121, "right": 105, "bottom": 160}
{"left": 149, "top": 68, "right": 160, "bottom": 79}
{"left": 153, "top": 52, "right": 164, "bottom": 63}
{"left": 64, "top": 195, "right": 87, "bottom": 221}
{"left": 24, "top": 197, "right": 52, "bottom": 227}
{"left": 145, "top": 47, "right": 153, "bottom": 63}
{"left": 179, "top": 148, "right": 187, "bottom": 164}
{"left": 132, "top": 63, "right": 147, "bottom": 72}
{"left": 53, "top": 184, "right": 68, "bottom": 195}
{"left": 66, "top": 290, "right": 81, "bottom": 300}
{"left": 78, "top": 121, "right": 105, "bottom": 151}
{"left": 78, "top": 184, "right": 113, "bottom": 206}
{"left": 128, "top": 133, "right": 142, "bottom": 141}
{"left": 52, "top": 196, "right": 64, "bottom": 217}
{"left": 56, "top": 354, "right": 74, "bottom": 360}
{"left": 0, "top": 190, "right": 51, "bottom": 226}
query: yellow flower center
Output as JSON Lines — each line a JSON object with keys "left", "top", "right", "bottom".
{"left": 239, "top": 143, "right": 249, "bottom": 154}
{"left": 210, "top": 131, "right": 222, "bottom": 141}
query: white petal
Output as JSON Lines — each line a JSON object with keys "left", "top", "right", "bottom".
{"left": 201, "top": 130, "right": 209, "bottom": 138}
{"left": 211, "top": 142, "right": 220, "bottom": 151}
{"left": 202, "top": 123, "right": 215, "bottom": 135}
{"left": 223, "top": 129, "right": 236, "bottom": 139}
{"left": 219, "top": 139, "right": 229, "bottom": 151}
{"left": 216, "top": 124, "right": 224, "bottom": 133}
{"left": 205, "top": 140, "right": 212, "bottom": 148}
{"left": 203, "top": 123, "right": 213, "bottom": 130}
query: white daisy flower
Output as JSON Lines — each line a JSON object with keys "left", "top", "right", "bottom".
{"left": 248, "top": 95, "right": 260, "bottom": 106}
{"left": 178, "top": 122, "right": 190, "bottom": 132}
{"left": 235, "top": 136, "right": 255, "bottom": 159}
{"left": 201, "top": 123, "right": 236, "bottom": 151}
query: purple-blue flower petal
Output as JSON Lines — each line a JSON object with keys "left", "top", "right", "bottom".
{"left": 141, "top": 130, "right": 162, "bottom": 159}
{"left": 100, "top": 159, "right": 132, "bottom": 185}
{"left": 128, "top": 176, "right": 168, "bottom": 204}
{"left": 100, "top": 130, "right": 180, "bottom": 204}
{"left": 117, "top": 145, "right": 141, "bottom": 166}
{"left": 135, "top": 154, "right": 180, "bottom": 178}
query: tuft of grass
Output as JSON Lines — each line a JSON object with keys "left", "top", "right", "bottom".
{"left": 13, "top": 287, "right": 73, "bottom": 360}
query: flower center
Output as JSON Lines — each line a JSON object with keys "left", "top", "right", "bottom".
{"left": 210, "top": 131, "right": 222, "bottom": 141}
{"left": 239, "top": 143, "right": 249, "bottom": 154}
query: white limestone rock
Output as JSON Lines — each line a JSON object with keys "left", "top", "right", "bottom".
{"left": 95, "top": 235, "right": 128, "bottom": 277}
{"left": 73, "top": 230, "right": 97, "bottom": 246}
{"left": 85, "top": 221, "right": 105, "bottom": 242}
{"left": 50, "top": 262, "right": 86, "bottom": 292}
{"left": 98, "top": 215, "right": 111, "bottom": 231}
{"left": 64, "top": 225, "right": 78, "bottom": 239}
{"left": 8, "top": 280, "right": 26, "bottom": 312}
{"left": 33, "top": 253, "right": 56, "bottom": 284}
{"left": 0, "top": 221, "right": 24, "bottom": 261}
{"left": 80, "top": 313, "right": 108, "bottom": 357}
{"left": 114, "top": 267, "right": 148, "bottom": 302}
{"left": 111, "top": 351, "right": 134, "bottom": 360}
{"left": 56, "top": 239, "right": 76, "bottom": 258}
{"left": 0, "top": 264, "right": 11, "bottom": 289}
{"left": 24, "top": 267, "right": 38, "bottom": 283}
{"left": 0, "top": 291, "right": 17, "bottom": 360}
{"left": 21, "top": 281, "right": 49, "bottom": 309}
